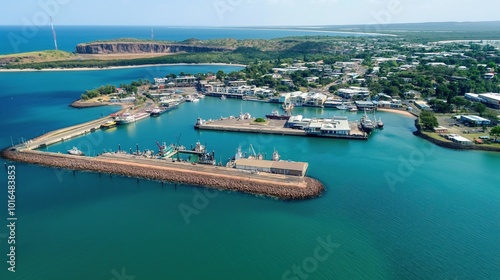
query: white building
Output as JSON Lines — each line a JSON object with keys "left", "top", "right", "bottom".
{"left": 304, "top": 118, "right": 351, "bottom": 136}
{"left": 337, "top": 87, "right": 370, "bottom": 99}
{"left": 305, "top": 93, "right": 327, "bottom": 107}
{"left": 289, "top": 91, "right": 309, "bottom": 106}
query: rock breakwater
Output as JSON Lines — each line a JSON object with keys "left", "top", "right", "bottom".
{"left": 1, "top": 149, "right": 324, "bottom": 200}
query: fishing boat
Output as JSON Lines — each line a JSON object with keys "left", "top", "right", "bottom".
{"left": 348, "top": 106, "right": 358, "bottom": 112}
{"left": 265, "top": 110, "right": 291, "bottom": 120}
{"left": 360, "top": 110, "right": 375, "bottom": 133}
{"left": 100, "top": 121, "right": 117, "bottom": 129}
{"left": 67, "top": 147, "right": 84, "bottom": 156}
{"left": 150, "top": 107, "right": 162, "bottom": 117}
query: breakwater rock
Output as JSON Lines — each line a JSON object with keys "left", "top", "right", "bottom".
{"left": 76, "top": 42, "right": 232, "bottom": 54}
{"left": 1, "top": 149, "right": 324, "bottom": 200}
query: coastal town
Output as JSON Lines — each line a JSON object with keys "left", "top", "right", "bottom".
{"left": 65, "top": 37, "right": 500, "bottom": 149}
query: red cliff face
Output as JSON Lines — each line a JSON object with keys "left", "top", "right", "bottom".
{"left": 75, "top": 42, "right": 232, "bottom": 54}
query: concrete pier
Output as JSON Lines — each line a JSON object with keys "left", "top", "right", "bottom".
{"left": 1, "top": 149, "right": 324, "bottom": 200}
{"left": 195, "top": 118, "right": 368, "bottom": 140}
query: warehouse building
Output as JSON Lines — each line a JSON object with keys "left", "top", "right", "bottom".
{"left": 234, "top": 159, "right": 308, "bottom": 177}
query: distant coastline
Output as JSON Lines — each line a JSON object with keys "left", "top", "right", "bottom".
{"left": 0, "top": 62, "right": 247, "bottom": 73}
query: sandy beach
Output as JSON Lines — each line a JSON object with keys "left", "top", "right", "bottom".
{"left": 377, "top": 108, "right": 417, "bottom": 118}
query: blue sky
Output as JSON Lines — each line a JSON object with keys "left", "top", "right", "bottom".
{"left": 3, "top": 0, "right": 500, "bottom": 26}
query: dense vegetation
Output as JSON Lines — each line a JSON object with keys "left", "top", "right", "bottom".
{"left": 80, "top": 79, "right": 149, "bottom": 100}
{"left": 80, "top": 85, "right": 116, "bottom": 100}
{"left": 419, "top": 111, "right": 439, "bottom": 131}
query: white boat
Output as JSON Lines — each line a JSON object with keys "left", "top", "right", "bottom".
{"left": 185, "top": 95, "right": 200, "bottom": 102}
{"left": 377, "top": 117, "right": 384, "bottom": 128}
{"left": 67, "top": 147, "right": 84, "bottom": 156}
{"left": 220, "top": 95, "right": 227, "bottom": 100}
{"left": 348, "top": 106, "right": 358, "bottom": 112}
{"left": 115, "top": 113, "right": 135, "bottom": 124}
{"left": 272, "top": 149, "right": 280, "bottom": 161}
{"left": 134, "top": 112, "right": 150, "bottom": 121}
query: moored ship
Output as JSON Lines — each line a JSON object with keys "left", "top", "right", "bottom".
{"left": 67, "top": 147, "right": 84, "bottom": 156}
{"left": 360, "top": 110, "right": 375, "bottom": 133}
{"left": 100, "top": 121, "right": 117, "bottom": 129}
{"left": 265, "top": 110, "right": 291, "bottom": 120}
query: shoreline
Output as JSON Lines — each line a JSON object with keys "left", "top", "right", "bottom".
{"left": 412, "top": 119, "right": 500, "bottom": 153}
{"left": 0, "top": 62, "right": 247, "bottom": 73}
{"left": 377, "top": 108, "right": 417, "bottom": 118}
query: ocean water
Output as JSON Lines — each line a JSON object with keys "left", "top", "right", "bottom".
{"left": 0, "top": 26, "right": 373, "bottom": 54}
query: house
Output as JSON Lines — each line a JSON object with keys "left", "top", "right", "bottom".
{"left": 433, "top": 126, "right": 449, "bottom": 133}
{"left": 227, "top": 80, "right": 247, "bottom": 87}
{"left": 484, "top": 73, "right": 495, "bottom": 79}
{"left": 289, "top": 91, "right": 309, "bottom": 106}
{"left": 281, "top": 79, "right": 294, "bottom": 86}
{"left": 306, "top": 76, "right": 320, "bottom": 83}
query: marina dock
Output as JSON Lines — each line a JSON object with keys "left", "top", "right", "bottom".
{"left": 2, "top": 110, "right": 325, "bottom": 200}
{"left": 194, "top": 117, "right": 368, "bottom": 140}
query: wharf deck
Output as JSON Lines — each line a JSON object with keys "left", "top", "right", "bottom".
{"left": 195, "top": 118, "right": 368, "bottom": 140}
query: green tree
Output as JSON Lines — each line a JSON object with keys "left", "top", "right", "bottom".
{"left": 451, "top": 96, "right": 471, "bottom": 110}
{"left": 490, "top": 126, "right": 500, "bottom": 141}
{"left": 216, "top": 70, "right": 225, "bottom": 81}
{"left": 420, "top": 111, "right": 439, "bottom": 131}
{"left": 473, "top": 103, "right": 487, "bottom": 116}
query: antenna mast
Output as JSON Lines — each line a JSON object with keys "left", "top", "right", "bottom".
{"left": 50, "top": 16, "right": 58, "bottom": 50}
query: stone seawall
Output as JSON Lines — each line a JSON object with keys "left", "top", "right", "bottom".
{"left": 1, "top": 149, "right": 324, "bottom": 200}
{"left": 413, "top": 119, "right": 500, "bottom": 152}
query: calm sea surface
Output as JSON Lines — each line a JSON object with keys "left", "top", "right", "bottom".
{"left": 0, "top": 27, "right": 499, "bottom": 280}
{"left": 0, "top": 26, "right": 373, "bottom": 54}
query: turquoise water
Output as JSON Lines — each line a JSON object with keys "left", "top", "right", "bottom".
{"left": 1, "top": 67, "right": 500, "bottom": 280}
{"left": 0, "top": 26, "right": 375, "bottom": 54}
